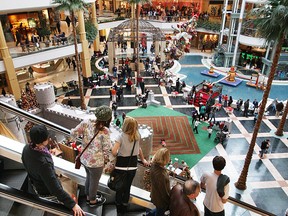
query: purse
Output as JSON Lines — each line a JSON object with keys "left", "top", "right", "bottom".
{"left": 107, "top": 140, "right": 136, "bottom": 191}
{"left": 75, "top": 130, "right": 99, "bottom": 169}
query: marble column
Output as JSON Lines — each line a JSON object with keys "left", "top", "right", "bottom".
{"left": 160, "top": 40, "right": 166, "bottom": 63}
{"left": 108, "top": 41, "right": 115, "bottom": 74}
{"left": 91, "top": 2, "right": 100, "bottom": 52}
{"left": 155, "top": 41, "right": 160, "bottom": 56}
{"left": 0, "top": 22, "right": 21, "bottom": 100}
{"left": 78, "top": 10, "right": 92, "bottom": 78}
{"left": 98, "top": 0, "right": 103, "bottom": 15}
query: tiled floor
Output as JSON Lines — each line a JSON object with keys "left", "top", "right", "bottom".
{"left": 18, "top": 56, "right": 288, "bottom": 216}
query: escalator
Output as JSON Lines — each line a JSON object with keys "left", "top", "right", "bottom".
{"left": 0, "top": 101, "right": 276, "bottom": 216}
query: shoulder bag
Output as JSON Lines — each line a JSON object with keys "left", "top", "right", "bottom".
{"left": 107, "top": 140, "right": 136, "bottom": 191}
{"left": 75, "top": 130, "right": 99, "bottom": 169}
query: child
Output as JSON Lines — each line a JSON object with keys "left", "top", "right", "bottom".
{"left": 207, "top": 126, "right": 213, "bottom": 138}
{"left": 193, "top": 119, "right": 200, "bottom": 134}
{"left": 160, "top": 139, "right": 166, "bottom": 147}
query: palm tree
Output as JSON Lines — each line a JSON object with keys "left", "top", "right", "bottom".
{"left": 126, "top": 0, "right": 151, "bottom": 76}
{"left": 275, "top": 100, "right": 288, "bottom": 136}
{"left": 235, "top": 0, "right": 288, "bottom": 190}
{"left": 53, "top": 0, "right": 87, "bottom": 110}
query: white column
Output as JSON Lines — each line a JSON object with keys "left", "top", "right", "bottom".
{"left": 108, "top": 41, "right": 114, "bottom": 74}
{"left": 232, "top": 0, "right": 246, "bottom": 66}
{"left": 155, "top": 41, "right": 160, "bottom": 56}
{"left": 160, "top": 41, "right": 166, "bottom": 62}
{"left": 219, "top": 0, "right": 229, "bottom": 45}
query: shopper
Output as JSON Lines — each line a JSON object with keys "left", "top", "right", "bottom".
{"left": 71, "top": 105, "right": 112, "bottom": 207}
{"left": 169, "top": 180, "right": 201, "bottom": 216}
{"left": 111, "top": 117, "right": 149, "bottom": 215}
{"left": 207, "top": 126, "right": 213, "bottom": 138}
{"left": 22, "top": 125, "right": 85, "bottom": 216}
{"left": 243, "top": 99, "right": 250, "bottom": 117}
{"left": 259, "top": 139, "right": 270, "bottom": 159}
{"left": 236, "top": 98, "right": 243, "bottom": 111}
{"left": 193, "top": 119, "right": 200, "bottom": 134}
{"left": 149, "top": 148, "right": 171, "bottom": 216}
{"left": 201, "top": 156, "right": 230, "bottom": 216}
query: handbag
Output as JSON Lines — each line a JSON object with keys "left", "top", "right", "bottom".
{"left": 75, "top": 130, "right": 99, "bottom": 169}
{"left": 107, "top": 140, "right": 136, "bottom": 191}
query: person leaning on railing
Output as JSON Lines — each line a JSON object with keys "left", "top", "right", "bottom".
{"left": 148, "top": 148, "right": 171, "bottom": 216}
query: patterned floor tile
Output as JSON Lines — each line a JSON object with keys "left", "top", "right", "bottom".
{"left": 231, "top": 159, "right": 275, "bottom": 182}
{"left": 251, "top": 188, "right": 288, "bottom": 216}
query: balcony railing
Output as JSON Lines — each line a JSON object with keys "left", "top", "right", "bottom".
{"left": 241, "top": 27, "right": 259, "bottom": 38}
{"left": 0, "top": 34, "right": 78, "bottom": 61}
{"left": 0, "top": 99, "right": 279, "bottom": 216}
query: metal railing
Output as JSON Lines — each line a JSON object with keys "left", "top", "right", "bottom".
{"left": 0, "top": 101, "right": 278, "bottom": 216}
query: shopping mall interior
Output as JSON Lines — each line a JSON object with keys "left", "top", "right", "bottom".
{"left": 0, "top": 0, "right": 287, "bottom": 216}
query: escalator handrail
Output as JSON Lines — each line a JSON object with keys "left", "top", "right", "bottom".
{"left": 0, "top": 182, "right": 94, "bottom": 216}
{"left": 0, "top": 100, "right": 71, "bottom": 137}
{"left": 0, "top": 101, "right": 277, "bottom": 215}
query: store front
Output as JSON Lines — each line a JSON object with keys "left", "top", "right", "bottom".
{"left": 197, "top": 32, "right": 218, "bottom": 51}
{"left": 1, "top": 9, "right": 51, "bottom": 43}
{"left": 103, "top": 0, "right": 114, "bottom": 11}
{"left": 238, "top": 44, "right": 265, "bottom": 70}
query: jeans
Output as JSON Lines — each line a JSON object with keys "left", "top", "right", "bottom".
{"left": 147, "top": 208, "right": 166, "bottom": 216}
{"left": 84, "top": 166, "right": 103, "bottom": 201}
{"left": 115, "top": 169, "right": 136, "bottom": 213}
{"left": 204, "top": 205, "right": 225, "bottom": 216}
{"left": 259, "top": 149, "right": 267, "bottom": 158}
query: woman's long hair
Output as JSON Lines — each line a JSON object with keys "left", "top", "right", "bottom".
{"left": 122, "top": 117, "right": 140, "bottom": 142}
{"left": 152, "top": 148, "right": 170, "bottom": 167}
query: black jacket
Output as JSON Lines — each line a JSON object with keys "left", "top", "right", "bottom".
{"left": 22, "top": 144, "right": 75, "bottom": 210}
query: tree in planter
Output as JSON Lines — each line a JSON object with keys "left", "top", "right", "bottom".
{"left": 235, "top": 0, "right": 288, "bottom": 190}
{"left": 275, "top": 100, "right": 288, "bottom": 136}
{"left": 52, "top": 0, "right": 87, "bottom": 110}
{"left": 77, "top": 19, "right": 97, "bottom": 45}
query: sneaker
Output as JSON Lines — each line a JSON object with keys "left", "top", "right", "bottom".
{"left": 96, "top": 191, "right": 103, "bottom": 199}
{"left": 89, "top": 197, "right": 106, "bottom": 207}
{"left": 86, "top": 192, "right": 103, "bottom": 204}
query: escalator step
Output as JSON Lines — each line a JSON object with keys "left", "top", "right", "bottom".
{"left": 102, "top": 204, "right": 117, "bottom": 216}
{"left": 77, "top": 195, "right": 103, "bottom": 216}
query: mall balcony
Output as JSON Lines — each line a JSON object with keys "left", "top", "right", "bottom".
{"left": 0, "top": 100, "right": 280, "bottom": 216}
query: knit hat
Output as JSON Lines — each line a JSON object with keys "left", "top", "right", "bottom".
{"left": 95, "top": 105, "right": 112, "bottom": 121}
{"left": 30, "top": 125, "right": 49, "bottom": 144}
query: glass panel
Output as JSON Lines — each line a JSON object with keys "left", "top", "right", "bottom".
{"left": 0, "top": 195, "right": 50, "bottom": 216}
{"left": 0, "top": 97, "right": 278, "bottom": 216}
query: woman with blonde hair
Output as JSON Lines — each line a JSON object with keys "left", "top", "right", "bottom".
{"left": 149, "top": 148, "right": 171, "bottom": 216}
{"left": 112, "top": 116, "right": 148, "bottom": 215}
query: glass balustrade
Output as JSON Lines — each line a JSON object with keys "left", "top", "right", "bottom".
{"left": 0, "top": 100, "right": 277, "bottom": 216}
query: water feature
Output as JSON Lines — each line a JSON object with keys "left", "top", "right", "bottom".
{"left": 178, "top": 56, "right": 287, "bottom": 101}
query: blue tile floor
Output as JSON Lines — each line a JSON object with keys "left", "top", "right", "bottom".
{"left": 56, "top": 68, "right": 288, "bottom": 216}
{"left": 20, "top": 50, "right": 287, "bottom": 215}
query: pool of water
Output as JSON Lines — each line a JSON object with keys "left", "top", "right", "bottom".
{"left": 179, "top": 55, "right": 203, "bottom": 65}
{"left": 178, "top": 57, "right": 287, "bottom": 101}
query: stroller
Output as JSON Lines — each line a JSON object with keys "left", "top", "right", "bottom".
{"left": 214, "top": 130, "right": 228, "bottom": 144}
{"left": 135, "top": 94, "right": 147, "bottom": 108}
